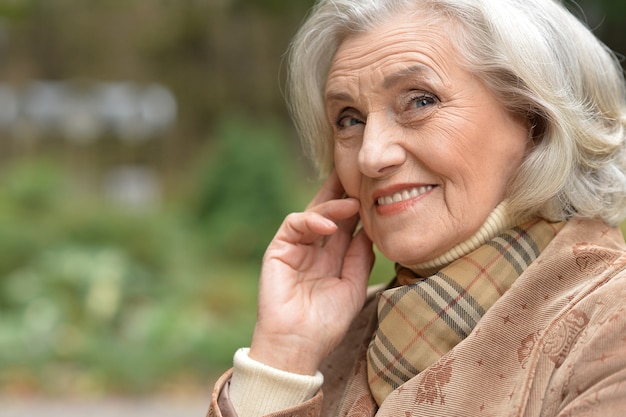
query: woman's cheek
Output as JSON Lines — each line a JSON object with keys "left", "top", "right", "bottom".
{"left": 334, "top": 147, "right": 361, "bottom": 198}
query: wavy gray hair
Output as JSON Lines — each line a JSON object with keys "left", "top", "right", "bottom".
{"left": 286, "top": 0, "right": 626, "bottom": 225}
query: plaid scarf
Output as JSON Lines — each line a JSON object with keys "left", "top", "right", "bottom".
{"left": 366, "top": 218, "right": 565, "bottom": 406}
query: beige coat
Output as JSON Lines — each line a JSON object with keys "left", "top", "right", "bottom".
{"left": 209, "top": 218, "right": 626, "bottom": 416}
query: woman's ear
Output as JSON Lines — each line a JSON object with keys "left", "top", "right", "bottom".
{"left": 526, "top": 110, "right": 546, "bottom": 144}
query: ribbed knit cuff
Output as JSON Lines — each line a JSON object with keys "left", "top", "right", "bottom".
{"left": 229, "top": 348, "right": 324, "bottom": 417}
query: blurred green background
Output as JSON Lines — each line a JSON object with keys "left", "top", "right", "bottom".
{"left": 0, "top": 0, "right": 623, "bottom": 399}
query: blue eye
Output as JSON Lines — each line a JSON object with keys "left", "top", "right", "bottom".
{"left": 337, "top": 115, "right": 363, "bottom": 129}
{"left": 409, "top": 94, "right": 437, "bottom": 109}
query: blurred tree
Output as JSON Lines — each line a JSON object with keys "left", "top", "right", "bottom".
{"left": 570, "top": 0, "right": 626, "bottom": 60}
{"left": 191, "top": 116, "right": 306, "bottom": 262}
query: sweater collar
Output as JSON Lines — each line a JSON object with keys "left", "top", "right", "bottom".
{"left": 405, "top": 201, "right": 529, "bottom": 277}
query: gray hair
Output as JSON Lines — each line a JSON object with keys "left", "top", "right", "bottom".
{"left": 286, "top": 0, "right": 626, "bottom": 225}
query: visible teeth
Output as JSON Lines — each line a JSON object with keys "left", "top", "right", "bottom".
{"left": 377, "top": 186, "right": 434, "bottom": 206}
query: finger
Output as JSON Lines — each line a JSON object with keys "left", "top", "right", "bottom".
{"left": 319, "top": 209, "right": 360, "bottom": 252}
{"left": 307, "top": 197, "right": 361, "bottom": 249}
{"left": 275, "top": 211, "right": 338, "bottom": 246}
{"left": 306, "top": 170, "right": 345, "bottom": 209}
{"left": 308, "top": 196, "right": 360, "bottom": 221}
{"left": 273, "top": 198, "right": 360, "bottom": 250}
{"left": 341, "top": 228, "right": 375, "bottom": 299}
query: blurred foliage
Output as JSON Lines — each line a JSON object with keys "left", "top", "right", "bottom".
{"left": 192, "top": 117, "right": 308, "bottom": 262}
{"left": 0, "top": 156, "right": 263, "bottom": 395}
{"left": 0, "top": 119, "right": 377, "bottom": 397}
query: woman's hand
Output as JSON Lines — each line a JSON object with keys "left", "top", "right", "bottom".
{"left": 249, "top": 171, "right": 375, "bottom": 375}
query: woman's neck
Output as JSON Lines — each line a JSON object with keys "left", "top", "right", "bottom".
{"left": 405, "top": 201, "right": 527, "bottom": 276}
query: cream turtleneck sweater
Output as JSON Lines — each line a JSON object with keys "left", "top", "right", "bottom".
{"left": 228, "top": 202, "right": 522, "bottom": 417}
{"left": 409, "top": 201, "right": 525, "bottom": 276}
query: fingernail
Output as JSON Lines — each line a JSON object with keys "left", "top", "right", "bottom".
{"left": 322, "top": 218, "right": 336, "bottom": 228}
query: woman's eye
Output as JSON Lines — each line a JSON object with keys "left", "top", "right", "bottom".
{"left": 408, "top": 94, "right": 437, "bottom": 109}
{"left": 336, "top": 114, "right": 363, "bottom": 129}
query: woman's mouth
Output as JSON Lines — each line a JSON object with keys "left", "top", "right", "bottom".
{"left": 376, "top": 185, "right": 435, "bottom": 206}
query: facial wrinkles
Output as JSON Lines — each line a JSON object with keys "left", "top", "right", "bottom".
{"left": 326, "top": 13, "right": 534, "bottom": 268}
{"left": 327, "top": 24, "right": 457, "bottom": 182}
{"left": 434, "top": 104, "right": 495, "bottom": 214}
{"left": 326, "top": 22, "right": 452, "bottom": 102}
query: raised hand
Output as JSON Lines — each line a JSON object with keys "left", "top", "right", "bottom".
{"left": 249, "top": 171, "right": 375, "bottom": 375}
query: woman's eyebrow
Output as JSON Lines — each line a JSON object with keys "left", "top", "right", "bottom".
{"left": 325, "top": 90, "right": 354, "bottom": 105}
{"left": 382, "top": 64, "right": 432, "bottom": 89}
{"left": 325, "top": 64, "right": 435, "bottom": 104}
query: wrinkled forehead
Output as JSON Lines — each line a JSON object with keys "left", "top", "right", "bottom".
{"left": 325, "top": 15, "right": 461, "bottom": 96}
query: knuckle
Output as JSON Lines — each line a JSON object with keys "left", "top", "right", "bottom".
{"left": 284, "top": 212, "right": 303, "bottom": 223}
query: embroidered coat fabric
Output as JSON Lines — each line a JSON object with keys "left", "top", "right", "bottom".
{"left": 208, "top": 218, "right": 626, "bottom": 417}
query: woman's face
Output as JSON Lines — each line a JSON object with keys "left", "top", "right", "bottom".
{"left": 325, "top": 15, "right": 530, "bottom": 267}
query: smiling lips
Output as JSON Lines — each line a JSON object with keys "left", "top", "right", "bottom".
{"left": 376, "top": 185, "right": 435, "bottom": 206}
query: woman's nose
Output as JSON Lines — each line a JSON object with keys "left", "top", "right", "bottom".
{"left": 358, "top": 113, "right": 406, "bottom": 178}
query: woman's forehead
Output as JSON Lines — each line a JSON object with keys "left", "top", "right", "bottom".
{"left": 325, "top": 16, "right": 458, "bottom": 94}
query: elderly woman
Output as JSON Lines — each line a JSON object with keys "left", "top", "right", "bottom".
{"left": 209, "top": 0, "right": 626, "bottom": 415}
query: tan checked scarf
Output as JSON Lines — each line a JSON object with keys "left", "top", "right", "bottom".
{"left": 366, "top": 218, "right": 565, "bottom": 406}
